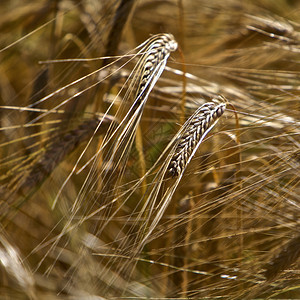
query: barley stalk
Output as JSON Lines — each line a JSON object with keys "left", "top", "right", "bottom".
{"left": 168, "top": 101, "right": 226, "bottom": 177}
{"left": 130, "top": 99, "right": 226, "bottom": 257}
{"left": 102, "top": 0, "right": 136, "bottom": 65}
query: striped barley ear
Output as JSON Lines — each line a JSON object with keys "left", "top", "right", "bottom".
{"left": 131, "top": 33, "right": 177, "bottom": 108}
{"left": 168, "top": 101, "right": 226, "bottom": 177}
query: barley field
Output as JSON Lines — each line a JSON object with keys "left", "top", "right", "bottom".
{"left": 0, "top": 0, "right": 300, "bottom": 299}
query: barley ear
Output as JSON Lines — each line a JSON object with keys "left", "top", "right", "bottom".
{"left": 168, "top": 101, "right": 226, "bottom": 177}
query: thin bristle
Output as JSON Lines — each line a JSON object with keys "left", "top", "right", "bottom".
{"left": 168, "top": 101, "right": 226, "bottom": 177}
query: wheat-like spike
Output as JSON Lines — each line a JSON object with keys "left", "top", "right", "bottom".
{"left": 264, "top": 234, "right": 300, "bottom": 281}
{"left": 132, "top": 33, "right": 177, "bottom": 107}
{"left": 0, "top": 115, "right": 114, "bottom": 217}
{"left": 20, "top": 117, "right": 112, "bottom": 193}
{"left": 168, "top": 101, "right": 226, "bottom": 177}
